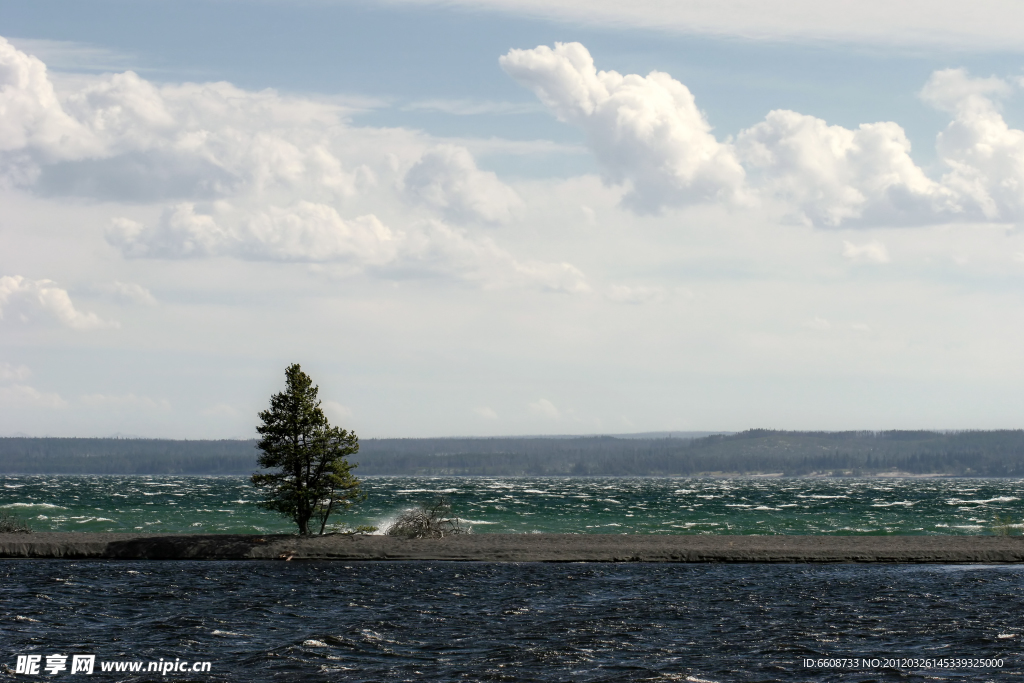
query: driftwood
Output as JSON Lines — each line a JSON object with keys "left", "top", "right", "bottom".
{"left": 385, "top": 497, "right": 468, "bottom": 538}
{"left": 0, "top": 510, "right": 32, "bottom": 534}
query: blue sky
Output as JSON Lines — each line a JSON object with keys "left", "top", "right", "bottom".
{"left": 3, "top": 0, "right": 1024, "bottom": 438}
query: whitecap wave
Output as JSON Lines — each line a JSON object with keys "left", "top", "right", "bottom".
{"left": 947, "top": 497, "right": 1019, "bottom": 505}
{"left": 1, "top": 503, "right": 66, "bottom": 509}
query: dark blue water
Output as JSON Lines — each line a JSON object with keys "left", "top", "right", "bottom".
{"left": 2, "top": 561, "right": 1021, "bottom": 681}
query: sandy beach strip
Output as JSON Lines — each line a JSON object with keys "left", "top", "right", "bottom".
{"left": 2, "top": 533, "right": 1024, "bottom": 562}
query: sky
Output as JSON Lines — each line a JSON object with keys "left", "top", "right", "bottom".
{"left": 3, "top": 1, "right": 1024, "bottom": 438}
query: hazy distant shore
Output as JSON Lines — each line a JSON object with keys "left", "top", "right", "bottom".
{"left": 3, "top": 533, "right": 1024, "bottom": 563}
{"left": 5, "top": 430, "right": 1024, "bottom": 476}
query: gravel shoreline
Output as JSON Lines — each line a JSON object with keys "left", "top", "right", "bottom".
{"left": 2, "top": 533, "right": 1024, "bottom": 562}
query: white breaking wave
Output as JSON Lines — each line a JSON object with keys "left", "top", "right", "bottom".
{"left": 947, "top": 496, "right": 1019, "bottom": 505}
{"left": 1, "top": 502, "right": 66, "bottom": 509}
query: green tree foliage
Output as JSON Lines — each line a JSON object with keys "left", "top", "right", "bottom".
{"left": 251, "top": 364, "right": 363, "bottom": 535}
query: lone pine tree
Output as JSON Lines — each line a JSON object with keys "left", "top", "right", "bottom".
{"left": 251, "top": 364, "right": 363, "bottom": 535}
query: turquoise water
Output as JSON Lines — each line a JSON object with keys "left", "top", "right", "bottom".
{"left": 2, "top": 475, "right": 1024, "bottom": 535}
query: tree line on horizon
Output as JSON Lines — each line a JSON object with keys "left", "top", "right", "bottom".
{"left": 1, "top": 428, "right": 1024, "bottom": 476}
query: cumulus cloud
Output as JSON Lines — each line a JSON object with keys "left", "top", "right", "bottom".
{"left": 0, "top": 384, "right": 66, "bottom": 408}
{"left": 0, "top": 360, "right": 64, "bottom": 408}
{"left": 500, "top": 42, "right": 746, "bottom": 213}
{"left": 0, "top": 36, "right": 364, "bottom": 202}
{"left": 0, "top": 37, "right": 588, "bottom": 293}
{"left": 842, "top": 240, "right": 890, "bottom": 263}
{"left": 109, "top": 202, "right": 396, "bottom": 263}
{"left": 736, "top": 112, "right": 952, "bottom": 226}
{"left": 473, "top": 406, "right": 498, "bottom": 419}
{"left": 506, "top": 43, "right": 1024, "bottom": 228}
{"left": 0, "top": 360, "right": 66, "bottom": 409}
{"left": 108, "top": 203, "right": 590, "bottom": 292}
{"left": 0, "top": 34, "right": 525, "bottom": 233}
{"left": 921, "top": 69, "right": 1024, "bottom": 222}
{"left": 0, "top": 38, "right": 97, "bottom": 162}
{"left": 528, "top": 398, "right": 561, "bottom": 419}
{"left": 0, "top": 275, "right": 113, "bottom": 329}
{"left": 401, "top": 145, "right": 522, "bottom": 223}
{"left": 322, "top": 400, "right": 354, "bottom": 422}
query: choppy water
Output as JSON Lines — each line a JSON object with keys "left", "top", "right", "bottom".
{"left": 2, "top": 560, "right": 1021, "bottom": 681}
{"left": 2, "top": 476, "right": 1024, "bottom": 535}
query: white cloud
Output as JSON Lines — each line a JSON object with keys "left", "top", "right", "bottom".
{"left": 0, "top": 362, "right": 31, "bottom": 382}
{"left": 108, "top": 203, "right": 590, "bottom": 292}
{"left": 0, "top": 37, "right": 97, "bottom": 164}
{"left": 0, "top": 384, "right": 66, "bottom": 408}
{"left": 0, "top": 37, "right": 591, "bottom": 294}
{"left": 505, "top": 43, "right": 1024, "bottom": 228}
{"left": 922, "top": 69, "right": 1024, "bottom": 222}
{"left": 0, "top": 362, "right": 62, "bottom": 409}
{"left": 500, "top": 42, "right": 746, "bottom": 213}
{"left": 109, "top": 202, "right": 396, "bottom": 263}
{"left": 0, "top": 36, "right": 365, "bottom": 202}
{"left": 389, "top": 0, "right": 1024, "bottom": 52}
{"left": 473, "top": 406, "right": 498, "bottom": 419}
{"left": 401, "top": 145, "right": 522, "bottom": 223}
{"left": 528, "top": 398, "right": 561, "bottom": 419}
{"left": 737, "top": 111, "right": 951, "bottom": 226}
{"left": 95, "top": 281, "right": 157, "bottom": 306}
{"left": 323, "top": 400, "right": 354, "bottom": 423}
{"left": 842, "top": 240, "right": 890, "bottom": 263}
{"left": 0, "top": 275, "right": 113, "bottom": 329}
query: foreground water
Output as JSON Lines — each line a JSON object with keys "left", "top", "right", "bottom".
{"left": 2, "top": 560, "right": 1021, "bottom": 682}
{"left": 2, "top": 476, "right": 1024, "bottom": 535}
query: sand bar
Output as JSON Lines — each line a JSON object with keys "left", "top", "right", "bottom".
{"left": 2, "top": 533, "right": 1024, "bottom": 562}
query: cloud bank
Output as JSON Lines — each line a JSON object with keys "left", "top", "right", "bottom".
{"left": 0, "top": 36, "right": 581, "bottom": 293}
{"left": 503, "top": 43, "right": 1024, "bottom": 227}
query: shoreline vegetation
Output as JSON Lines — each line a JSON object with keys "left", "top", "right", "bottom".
{"left": 2, "top": 532, "right": 1024, "bottom": 563}
{"left": 3, "top": 429, "right": 1024, "bottom": 476}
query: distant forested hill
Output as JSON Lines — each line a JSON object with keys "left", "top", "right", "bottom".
{"left": 2, "top": 430, "right": 1024, "bottom": 476}
{"left": 0, "top": 438, "right": 260, "bottom": 474}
